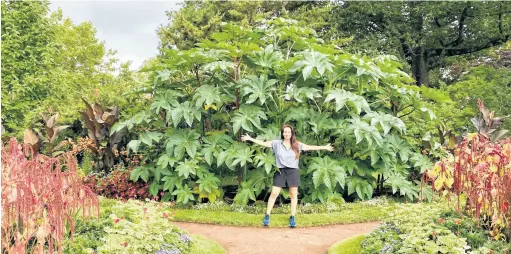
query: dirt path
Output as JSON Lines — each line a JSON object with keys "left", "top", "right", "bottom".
{"left": 174, "top": 221, "right": 379, "bottom": 254}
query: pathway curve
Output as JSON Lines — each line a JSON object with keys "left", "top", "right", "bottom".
{"left": 174, "top": 221, "right": 379, "bottom": 254}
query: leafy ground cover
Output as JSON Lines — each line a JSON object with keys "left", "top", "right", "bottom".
{"left": 360, "top": 203, "right": 511, "bottom": 254}
{"left": 64, "top": 198, "right": 225, "bottom": 254}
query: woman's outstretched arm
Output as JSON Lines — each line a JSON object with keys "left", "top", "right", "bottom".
{"left": 302, "top": 143, "right": 334, "bottom": 152}
{"left": 241, "top": 134, "right": 272, "bottom": 148}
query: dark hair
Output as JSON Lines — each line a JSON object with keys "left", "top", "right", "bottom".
{"left": 281, "top": 124, "right": 300, "bottom": 159}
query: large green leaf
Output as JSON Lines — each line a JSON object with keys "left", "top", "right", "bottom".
{"left": 386, "top": 134, "right": 413, "bottom": 162}
{"left": 202, "top": 60, "right": 236, "bottom": 73}
{"left": 410, "top": 153, "right": 433, "bottom": 173}
{"left": 364, "top": 112, "right": 406, "bottom": 135}
{"left": 386, "top": 173, "right": 418, "bottom": 201}
{"left": 231, "top": 147, "right": 254, "bottom": 167}
{"left": 293, "top": 50, "right": 334, "bottom": 80}
{"left": 172, "top": 186, "right": 195, "bottom": 204}
{"left": 139, "top": 131, "right": 164, "bottom": 146}
{"left": 231, "top": 105, "right": 267, "bottom": 133}
{"left": 166, "top": 130, "right": 201, "bottom": 160}
{"left": 130, "top": 166, "right": 150, "bottom": 182}
{"left": 233, "top": 183, "right": 257, "bottom": 205}
{"left": 346, "top": 176, "right": 373, "bottom": 200}
{"left": 324, "top": 89, "right": 371, "bottom": 114}
{"left": 196, "top": 173, "right": 221, "bottom": 193}
{"left": 284, "top": 86, "right": 322, "bottom": 103}
{"left": 127, "top": 140, "right": 142, "bottom": 153}
{"left": 193, "top": 84, "right": 224, "bottom": 108}
{"left": 249, "top": 44, "right": 282, "bottom": 69}
{"left": 307, "top": 112, "right": 334, "bottom": 134}
{"left": 307, "top": 156, "right": 346, "bottom": 191}
{"left": 217, "top": 143, "right": 247, "bottom": 170}
{"left": 170, "top": 101, "right": 201, "bottom": 127}
{"left": 309, "top": 185, "right": 331, "bottom": 204}
{"left": 284, "top": 107, "right": 312, "bottom": 123}
{"left": 175, "top": 159, "right": 199, "bottom": 178}
{"left": 348, "top": 117, "right": 383, "bottom": 147}
{"left": 162, "top": 174, "right": 185, "bottom": 193}
{"left": 156, "top": 154, "right": 178, "bottom": 170}
{"left": 246, "top": 169, "right": 269, "bottom": 196}
{"left": 149, "top": 181, "right": 161, "bottom": 197}
{"left": 150, "top": 91, "right": 179, "bottom": 114}
{"left": 254, "top": 151, "right": 276, "bottom": 174}
{"left": 201, "top": 134, "right": 233, "bottom": 166}
{"left": 131, "top": 111, "right": 152, "bottom": 125}
{"left": 240, "top": 74, "right": 277, "bottom": 105}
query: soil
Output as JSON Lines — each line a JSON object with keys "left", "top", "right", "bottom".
{"left": 174, "top": 221, "right": 380, "bottom": 254}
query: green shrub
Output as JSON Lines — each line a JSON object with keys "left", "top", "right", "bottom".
{"left": 439, "top": 210, "right": 489, "bottom": 249}
{"left": 361, "top": 204, "right": 470, "bottom": 254}
{"left": 64, "top": 199, "right": 223, "bottom": 253}
{"left": 360, "top": 222, "right": 402, "bottom": 254}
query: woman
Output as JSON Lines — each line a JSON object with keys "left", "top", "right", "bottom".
{"left": 241, "top": 124, "right": 333, "bottom": 228}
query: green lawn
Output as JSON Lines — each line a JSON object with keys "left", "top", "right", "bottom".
{"left": 328, "top": 235, "right": 365, "bottom": 254}
{"left": 190, "top": 235, "right": 226, "bottom": 254}
{"left": 166, "top": 204, "right": 394, "bottom": 227}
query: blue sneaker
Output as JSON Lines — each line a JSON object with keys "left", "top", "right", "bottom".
{"left": 263, "top": 214, "right": 270, "bottom": 227}
{"left": 289, "top": 216, "right": 296, "bottom": 228}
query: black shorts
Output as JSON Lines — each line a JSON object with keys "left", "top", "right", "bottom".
{"left": 273, "top": 167, "right": 300, "bottom": 187}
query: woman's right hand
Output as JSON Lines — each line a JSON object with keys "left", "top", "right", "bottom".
{"left": 241, "top": 134, "right": 252, "bottom": 142}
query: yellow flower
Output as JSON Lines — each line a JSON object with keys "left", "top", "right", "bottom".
{"left": 204, "top": 104, "right": 218, "bottom": 110}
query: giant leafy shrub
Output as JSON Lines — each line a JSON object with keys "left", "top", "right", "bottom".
{"left": 114, "top": 18, "right": 437, "bottom": 204}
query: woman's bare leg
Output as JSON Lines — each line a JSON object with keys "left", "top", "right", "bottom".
{"left": 266, "top": 186, "right": 282, "bottom": 215}
{"left": 289, "top": 186, "right": 298, "bottom": 216}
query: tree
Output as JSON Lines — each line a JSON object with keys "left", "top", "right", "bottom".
{"left": 1, "top": 1, "right": 144, "bottom": 137}
{"left": 331, "top": 1, "right": 511, "bottom": 86}
{"left": 1, "top": 0, "right": 57, "bottom": 135}
{"left": 43, "top": 10, "right": 143, "bottom": 124}
{"left": 157, "top": 0, "right": 320, "bottom": 50}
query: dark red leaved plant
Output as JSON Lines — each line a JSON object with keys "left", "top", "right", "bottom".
{"left": 83, "top": 169, "right": 156, "bottom": 201}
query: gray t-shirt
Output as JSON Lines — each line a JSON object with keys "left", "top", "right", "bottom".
{"left": 271, "top": 140, "right": 303, "bottom": 169}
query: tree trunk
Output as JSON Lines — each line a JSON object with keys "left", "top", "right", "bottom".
{"left": 411, "top": 47, "right": 429, "bottom": 86}
{"left": 410, "top": 6, "right": 429, "bottom": 87}
{"left": 376, "top": 174, "right": 381, "bottom": 194}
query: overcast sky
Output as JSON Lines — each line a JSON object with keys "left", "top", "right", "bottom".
{"left": 49, "top": 1, "right": 182, "bottom": 70}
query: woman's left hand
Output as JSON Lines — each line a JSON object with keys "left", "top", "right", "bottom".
{"left": 324, "top": 143, "right": 334, "bottom": 152}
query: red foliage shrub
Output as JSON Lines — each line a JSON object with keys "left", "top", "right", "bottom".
{"left": 1, "top": 138, "right": 99, "bottom": 254}
{"left": 426, "top": 99, "right": 511, "bottom": 241}
{"left": 427, "top": 134, "right": 511, "bottom": 240}
{"left": 83, "top": 169, "right": 156, "bottom": 201}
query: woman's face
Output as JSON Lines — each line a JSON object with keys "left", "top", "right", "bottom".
{"left": 282, "top": 127, "right": 293, "bottom": 141}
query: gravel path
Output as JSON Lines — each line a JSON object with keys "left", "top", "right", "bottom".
{"left": 174, "top": 221, "right": 379, "bottom": 254}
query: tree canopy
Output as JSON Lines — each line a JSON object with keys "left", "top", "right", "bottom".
{"left": 332, "top": 1, "right": 511, "bottom": 86}
{"left": 1, "top": 0, "right": 143, "bottom": 137}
